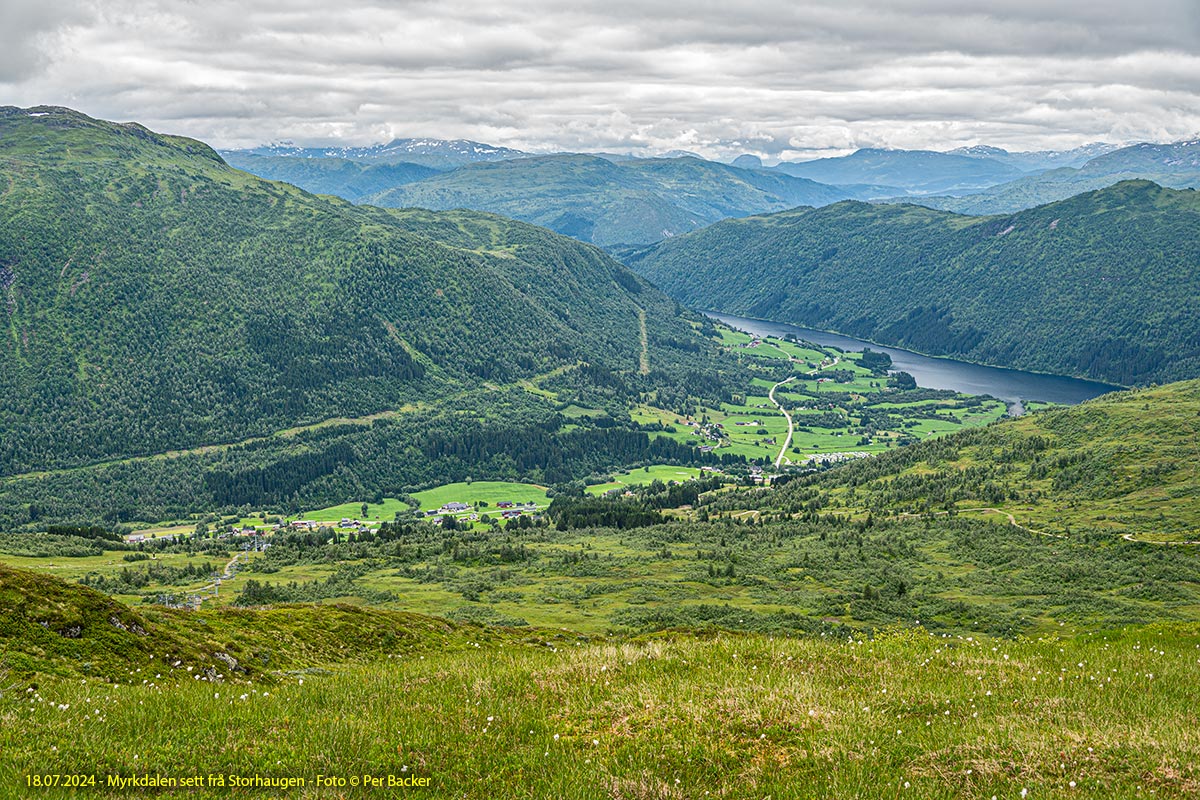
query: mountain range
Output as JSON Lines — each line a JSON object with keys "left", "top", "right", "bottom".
{"left": 772, "top": 147, "right": 1029, "bottom": 195}
{"left": 362, "top": 153, "right": 867, "bottom": 246}
{"left": 907, "top": 139, "right": 1200, "bottom": 214}
{"left": 221, "top": 135, "right": 1200, "bottom": 248}
{"left": 226, "top": 137, "right": 530, "bottom": 169}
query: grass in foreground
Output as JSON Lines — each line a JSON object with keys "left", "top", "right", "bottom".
{"left": 2, "top": 625, "right": 1198, "bottom": 798}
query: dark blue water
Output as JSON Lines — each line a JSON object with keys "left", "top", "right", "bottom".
{"left": 709, "top": 312, "right": 1120, "bottom": 409}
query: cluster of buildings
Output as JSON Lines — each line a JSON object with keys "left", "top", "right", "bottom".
{"left": 799, "top": 451, "right": 871, "bottom": 466}
{"left": 425, "top": 499, "right": 542, "bottom": 525}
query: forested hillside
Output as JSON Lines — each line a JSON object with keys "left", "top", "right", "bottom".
{"left": 625, "top": 181, "right": 1200, "bottom": 386}
{"left": 364, "top": 153, "right": 859, "bottom": 246}
{"left": 0, "top": 106, "right": 726, "bottom": 486}
{"left": 737, "top": 379, "right": 1200, "bottom": 541}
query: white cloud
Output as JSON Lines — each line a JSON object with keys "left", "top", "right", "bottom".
{"left": 2, "top": 0, "right": 1198, "bottom": 158}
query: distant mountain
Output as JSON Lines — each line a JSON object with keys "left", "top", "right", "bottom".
{"left": 223, "top": 137, "right": 529, "bottom": 169}
{"left": 772, "top": 148, "right": 1028, "bottom": 195}
{"left": 0, "top": 106, "right": 720, "bottom": 480}
{"left": 221, "top": 153, "right": 440, "bottom": 201}
{"left": 949, "top": 142, "right": 1121, "bottom": 172}
{"left": 730, "top": 154, "right": 763, "bottom": 169}
{"left": 365, "top": 154, "right": 864, "bottom": 246}
{"left": 910, "top": 139, "right": 1200, "bottom": 214}
{"left": 624, "top": 180, "right": 1200, "bottom": 386}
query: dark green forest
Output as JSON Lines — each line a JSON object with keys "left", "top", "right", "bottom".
{"left": 0, "top": 107, "right": 737, "bottom": 484}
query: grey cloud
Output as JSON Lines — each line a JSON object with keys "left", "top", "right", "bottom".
{"left": 0, "top": 0, "right": 95, "bottom": 82}
{"left": 3, "top": 0, "right": 1198, "bottom": 159}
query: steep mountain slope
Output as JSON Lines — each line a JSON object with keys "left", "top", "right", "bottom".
{"left": 222, "top": 137, "right": 529, "bottom": 169}
{"left": 0, "top": 106, "right": 716, "bottom": 478}
{"left": 220, "top": 153, "right": 440, "bottom": 201}
{"left": 773, "top": 148, "right": 1028, "bottom": 194}
{"left": 624, "top": 181, "right": 1200, "bottom": 386}
{"left": 913, "top": 139, "right": 1200, "bottom": 214}
{"left": 365, "top": 154, "right": 859, "bottom": 246}
{"left": 763, "top": 379, "right": 1200, "bottom": 541}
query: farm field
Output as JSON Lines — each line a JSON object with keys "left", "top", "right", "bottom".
{"left": 295, "top": 483, "right": 551, "bottom": 529}
{"left": 586, "top": 465, "right": 704, "bottom": 495}
{"left": 663, "top": 328, "right": 1014, "bottom": 464}
{"left": 410, "top": 481, "right": 550, "bottom": 512}
{"left": 300, "top": 498, "right": 414, "bottom": 524}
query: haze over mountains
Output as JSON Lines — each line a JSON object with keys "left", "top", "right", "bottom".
{"left": 910, "top": 139, "right": 1200, "bottom": 214}
{"left": 221, "top": 134, "right": 1200, "bottom": 246}
{"left": 228, "top": 137, "right": 530, "bottom": 170}
{"left": 363, "top": 154, "right": 863, "bottom": 247}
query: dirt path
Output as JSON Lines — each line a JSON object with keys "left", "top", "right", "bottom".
{"left": 193, "top": 549, "right": 249, "bottom": 604}
{"left": 896, "top": 507, "right": 1064, "bottom": 539}
{"left": 769, "top": 376, "right": 797, "bottom": 469}
{"left": 888, "top": 507, "right": 1198, "bottom": 546}
{"left": 1121, "top": 533, "right": 1200, "bottom": 546}
{"left": 637, "top": 308, "right": 650, "bottom": 376}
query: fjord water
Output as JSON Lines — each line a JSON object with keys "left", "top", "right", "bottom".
{"left": 709, "top": 312, "right": 1120, "bottom": 409}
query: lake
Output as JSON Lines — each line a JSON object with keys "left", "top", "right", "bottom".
{"left": 708, "top": 312, "right": 1121, "bottom": 412}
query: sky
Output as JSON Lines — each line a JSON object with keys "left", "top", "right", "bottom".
{"left": 2, "top": 0, "right": 1199, "bottom": 161}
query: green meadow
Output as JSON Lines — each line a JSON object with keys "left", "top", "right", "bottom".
{"left": 586, "top": 466, "right": 704, "bottom": 495}
{"left": 3, "top": 604, "right": 1198, "bottom": 799}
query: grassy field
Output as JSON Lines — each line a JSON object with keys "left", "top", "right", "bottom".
{"left": 301, "top": 498, "right": 414, "bottom": 524}
{"left": 296, "top": 483, "right": 551, "bottom": 527}
{"left": 410, "top": 481, "right": 550, "bottom": 512}
{"left": 160, "top": 509, "right": 1200, "bottom": 637}
{"left": 586, "top": 466, "right": 704, "bottom": 495}
{"left": 3, "top": 595, "right": 1198, "bottom": 798}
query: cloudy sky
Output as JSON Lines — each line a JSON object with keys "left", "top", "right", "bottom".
{"left": 3, "top": 0, "right": 1199, "bottom": 160}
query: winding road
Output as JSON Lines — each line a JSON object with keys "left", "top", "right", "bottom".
{"left": 768, "top": 376, "right": 797, "bottom": 469}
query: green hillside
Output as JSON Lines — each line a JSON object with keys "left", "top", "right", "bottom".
{"left": 8, "top": 381, "right": 1198, "bottom": 641}
{"left": 0, "top": 563, "right": 516, "bottom": 682}
{"left": 744, "top": 379, "right": 1200, "bottom": 542}
{"left": 0, "top": 107, "right": 739, "bottom": 523}
{"left": 625, "top": 181, "right": 1200, "bottom": 386}
{"left": 365, "top": 153, "right": 858, "bottom": 246}
{"left": 0, "top": 106, "right": 704, "bottom": 472}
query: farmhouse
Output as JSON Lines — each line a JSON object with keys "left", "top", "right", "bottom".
{"left": 441, "top": 502, "right": 470, "bottom": 512}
